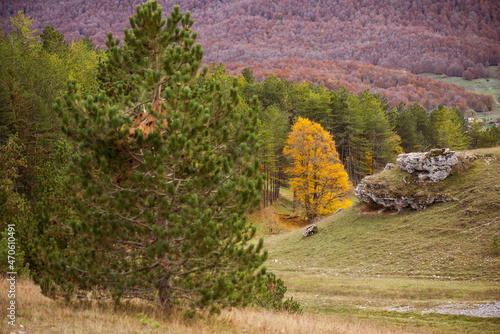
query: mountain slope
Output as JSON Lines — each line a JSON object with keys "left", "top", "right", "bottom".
{"left": 1, "top": 0, "right": 498, "bottom": 111}
{"left": 264, "top": 147, "right": 500, "bottom": 280}
{"left": 1, "top": 0, "right": 498, "bottom": 77}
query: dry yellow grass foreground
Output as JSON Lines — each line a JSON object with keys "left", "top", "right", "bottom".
{"left": 0, "top": 278, "right": 437, "bottom": 334}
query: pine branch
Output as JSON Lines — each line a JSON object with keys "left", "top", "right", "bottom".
{"left": 86, "top": 200, "right": 153, "bottom": 231}
{"left": 113, "top": 263, "right": 160, "bottom": 276}
{"left": 124, "top": 99, "right": 153, "bottom": 115}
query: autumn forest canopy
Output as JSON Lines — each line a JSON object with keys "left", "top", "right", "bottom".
{"left": 0, "top": 0, "right": 500, "bottom": 315}
{"left": 0, "top": 0, "right": 499, "bottom": 112}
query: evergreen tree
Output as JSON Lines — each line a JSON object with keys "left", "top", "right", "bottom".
{"left": 253, "top": 75, "right": 293, "bottom": 113}
{"left": 357, "top": 90, "right": 398, "bottom": 172}
{"left": 45, "top": 1, "right": 266, "bottom": 312}
{"left": 468, "top": 118, "right": 484, "bottom": 149}
{"left": 39, "top": 25, "right": 68, "bottom": 55}
{"left": 293, "top": 82, "right": 331, "bottom": 126}
{"left": 480, "top": 126, "right": 500, "bottom": 147}
{"left": 0, "top": 135, "right": 31, "bottom": 275}
{"left": 257, "top": 105, "right": 289, "bottom": 207}
{"left": 389, "top": 103, "right": 431, "bottom": 152}
{"left": 432, "top": 106, "right": 468, "bottom": 150}
{"left": 241, "top": 67, "right": 255, "bottom": 85}
{"left": 329, "top": 89, "right": 368, "bottom": 184}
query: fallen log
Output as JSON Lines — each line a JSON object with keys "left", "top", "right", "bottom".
{"left": 272, "top": 212, "right": 291, "bottom": 216}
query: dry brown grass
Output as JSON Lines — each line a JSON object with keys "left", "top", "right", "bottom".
{"left": 221, "top": 308, "right": 434, "bottom": 334}
{"left": 1, "top": 278, "right": 441, "bottom": 334}
{"left": 0, "top": 278, "right": 228, "bottom": 334}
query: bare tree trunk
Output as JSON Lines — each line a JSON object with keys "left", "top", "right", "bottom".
{"left": 293, "top": 190, "right": 297, "bottom": 212}
{"left": 274, "top": 169, "right": 277, "bottom": 203}
{"left": 277, "top": 167, "right": 281, "bottom": 201}
{"left": 266, "top": 162, "right": 269, "bottom": 207}
{"left": 263, "top": 162, "right": 267, "bottom": 207}
{"left": 272, "top": 168, "right": 275, "bottom": 204}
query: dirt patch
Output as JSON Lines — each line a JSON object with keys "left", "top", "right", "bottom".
{"left": 383, "top": 302, "right": 500, "bottom": 318}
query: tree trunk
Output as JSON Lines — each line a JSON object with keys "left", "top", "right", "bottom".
{"left": 263, "top": 162, "right": 267, "bottom": 207}
{"left": 276, "top": 167, "right": 281, "bottom": 201}
{"left": 293, "top": 190, "right": 297, "bottom": 212}
{"left": 159, "top": 274, "right": 173, "bottom": 309}
{"left": 266, "top": 162, "right": 270, "bottom": 207}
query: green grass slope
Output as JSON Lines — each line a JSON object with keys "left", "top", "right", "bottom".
{"left": 420, "top": 66, "right": 500, "bottom": 114}
{"left": 265, "top": 147, "right": 500, "bottom": 280}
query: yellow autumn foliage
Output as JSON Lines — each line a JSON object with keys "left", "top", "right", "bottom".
{"left": 284, "top": 117, "right": 352, "bottom": 219}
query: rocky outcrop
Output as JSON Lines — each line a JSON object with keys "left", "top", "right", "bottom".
{"left": 303, "top": 224, "right": 318, "bottom": 237}
{"left": 396, "top": 148, "right": 458, "bottom": 182}
{"left": 354, "top": 148, "right": 475, "bottom": 213}
{"left": 384, "top": 163, "right": 395, "bottom": 171}
{"left": 355, "top": 180, "right": 453, "bottom": 212}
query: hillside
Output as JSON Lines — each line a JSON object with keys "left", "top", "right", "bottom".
{"left": 0, "top": 0, "right": 498, "bottom": 112}
{"left": 420, "top": 67, "right": 500, "bottom": 113}
{"left": 248, "top": 146, "right": 500, "bottom": 333}
{"left": 1, "top": 0, "right": 498, "bottom": 77}
{"left": 227, "top": 59, "right": 496, "bottom": 112}
{"left": 264, "top": 147, "right": 500, "bottom": 280}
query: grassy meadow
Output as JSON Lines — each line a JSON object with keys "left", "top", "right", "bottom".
{"left": 1, "top": 147, "right": 499, "bottom": 333}
{"left": 260, "top": 146, "right": 500, "bottom": 333}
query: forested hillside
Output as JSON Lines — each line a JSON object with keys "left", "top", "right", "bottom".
{"left": 0, "top": 0, "right": 498, "bottom": 111}
{"left": 226, "top": 58, "right": 495, "bottom": 112}
{"left": 1, "top": 0, "right": 498, "bottom": 76}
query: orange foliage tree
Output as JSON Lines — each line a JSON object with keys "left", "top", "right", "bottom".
{"left": 284, "top": 117, "right": 352, "bottom": 220}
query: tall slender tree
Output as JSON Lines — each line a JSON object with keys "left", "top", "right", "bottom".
{"left": 39, "top": 25, "right": 68, "bottom": 55}
{"left": 433, "top": 106, "right": 468, "bottom": 150}
{"left": 257, "top": 105, "right": 289, "bottom": 207}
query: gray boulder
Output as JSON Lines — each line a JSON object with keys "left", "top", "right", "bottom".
{"left": 384, "top": 163, "right": 395, "bottom": 171}
{"left": 355, "top": 180, "right": 452, "bottom": 212}
{"left": 354, "top": 148, "right": 476, "bottom": 212}
{"left": 303, "top": 224, "right": 318, "bottom": 237}
{"left": 396, "top": 148, "right": 458, "bottom": 182}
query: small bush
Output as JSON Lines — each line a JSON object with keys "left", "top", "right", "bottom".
{"left": 254, "top": 272, "right": 302, "bottom": 314}
{"left": 137, "top": 313, "right": 160, "bottom": 329}
{"left": 490, "top": 235, "right": 500, "bottom": 256}
{"left": 264, "top": 218, "right": 284, "bottom": 235}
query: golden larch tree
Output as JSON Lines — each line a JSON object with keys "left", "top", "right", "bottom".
{"left": 284, "top": 117, "right": 352, "bottom": 219}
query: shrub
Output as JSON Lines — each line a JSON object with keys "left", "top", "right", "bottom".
{"left": 490, "top": 235, "right": 500, "bottom": 256}
{"left": 254, "top": 272, "right": 302, "bottom": 314}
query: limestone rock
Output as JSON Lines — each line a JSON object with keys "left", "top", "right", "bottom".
{"left": 355, "top": 179, "right": 452, "bottom": 212}
{"left": 354, "top": 149, "right": 476, "bottom": 212}
{"left": 303, "top": 224, "right": 318, "bottom": 237}
{"left": 354, "top": 149, "right": 476, "bottom": 213}
{"left": 396, "top": 148, "right": 458, "bottom": 182}
{"left": 384, "top": 163, "right": 395, "bottom": 171}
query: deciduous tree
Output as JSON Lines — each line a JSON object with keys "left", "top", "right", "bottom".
{"left": 284, "top": 117, "right": 351, "bottom": 219}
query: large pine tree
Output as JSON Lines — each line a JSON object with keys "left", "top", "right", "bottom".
{"left": 45, "top": 1, "right": 266, "bottom": 311}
